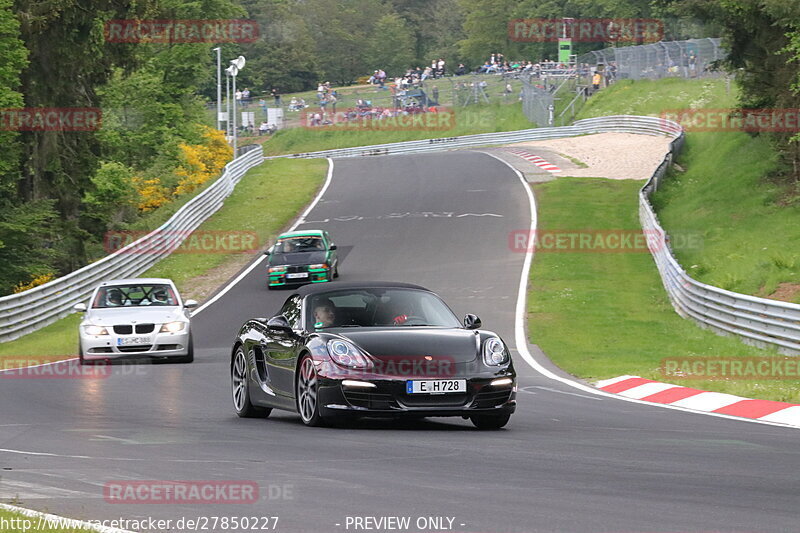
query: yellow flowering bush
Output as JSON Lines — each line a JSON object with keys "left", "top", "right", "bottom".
{"left": 174, "top": 126, "right": 233, "bottom": 196}
{"left": 135, "top": 177, "right": 170, "bottom": 211}
{"left": 13, "top": 273, "right": 55, "bottom": 294}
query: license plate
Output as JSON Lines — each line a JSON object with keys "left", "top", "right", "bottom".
{"left": 117, "top": 336, "right": 151, "bottom": 346}
{"left": 406, "top": 379, "right": 466, "bottom": 394}
{"left": 286, "top": 272, "right": 308, "bottom": 279}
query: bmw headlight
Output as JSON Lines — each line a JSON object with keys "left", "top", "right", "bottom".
{"left": 309, "top": 264, "right": 328, "bottom": 270}
{"left": 268, "top": 265, "right": 287, "bottom": 273}
{"left": 160, "top": 321, "right": 186, "bottom": 333}
{"left": 327, "top": 339, "right": 371, "bottom": 369}
{"left": 482, "top": 337, "right": 509, "bottom": 366}
{"left": 83, "top": 325, "right": 109, "bottom": 336}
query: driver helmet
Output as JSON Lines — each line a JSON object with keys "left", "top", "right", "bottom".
{"left": 153, "top": 288, "right": 169, "bottom": 304}
{"left": 106, "top": 288, "right": 123, "bottom": 306}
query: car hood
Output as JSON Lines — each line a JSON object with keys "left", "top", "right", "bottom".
{"left": 271, "top": 251, "right": 327, "bottom": 265}
{"left": 84, "top": 307, "right": 185, "bottom": 325}
{"left": 337, "top": 328, "right": 478, "bottom": 363}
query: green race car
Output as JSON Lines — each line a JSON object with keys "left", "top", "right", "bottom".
{"left": 264, "top": 230, "right": 339, "bottom": 289}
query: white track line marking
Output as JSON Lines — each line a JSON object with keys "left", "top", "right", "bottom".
{"left": 0, "top": 358, "right": 78, "bottom": 374}
{"left": 480, "top": 151, "right": 798, "bottom": 431}
{"left": 193, "top": 158, "right": 335, "bottom": 315}
{"left": 0, "top": 503, "right": 134, "bottom": 533}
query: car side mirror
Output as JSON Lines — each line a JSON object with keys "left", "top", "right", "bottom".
{"left": 464, "top": 314, "right": 482, "bottom": 330}
{"left": 263, "top": 245, "right": 274, "bottom": 256}
{"left": 266, "top": 315, "right": 292, "bottom": 332}
{"left": 184, "top": 299, "right": 198, "bottom": 309}
{"left": 329, "top": 244, "right": 337, "bottom": 250}
{"left": 73, "top": 303, "right": 87, "bottom": 313}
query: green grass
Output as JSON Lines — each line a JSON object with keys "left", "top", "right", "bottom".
{"left": 576, "top": 77, "right": 737, "bottom": 119}
{"left": 0, "top": 509, "right": 95, "bottom": 532}
{"left": 528, "top": 178, "right": 800, "bottom": 402}
{"left": 261, "top": 101, "right": 531, "bottom": 156}
{"left": 578, "top": 77, "right": 800, "bottom": 302}
{"left": 0, "top": 159, "right": 326, "bottom": 365}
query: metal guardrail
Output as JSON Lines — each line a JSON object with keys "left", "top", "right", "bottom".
{"left": 0, "top": 148, "right": 264, "bottom": 342}
{"left": 4, "top": 115, "right": 798, "bottom": 354}
{"left": 267, "top": 115, "right": 674, "bottom": 161}
{"left": 640, "top": 134, "right": 800, "bottom": 355}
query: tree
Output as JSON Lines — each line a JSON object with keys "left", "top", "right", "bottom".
{"left": 367, "top": 14, "right": 416, "bottom": 75}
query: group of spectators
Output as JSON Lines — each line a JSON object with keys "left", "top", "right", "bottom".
{"left": 305, "top": 100, "right": 433, "bottom": 128}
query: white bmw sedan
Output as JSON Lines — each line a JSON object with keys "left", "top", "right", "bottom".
{"left": 74, "top": 278, "right": 197, "bottom": 364}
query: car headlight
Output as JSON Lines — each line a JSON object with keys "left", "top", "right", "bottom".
{"left": 83, "top": 325, "right": 109, "bottom": 336}
{"left": 309, "top": 263, "right": 328, "bottom": 270}
{"left": 160, "top": 321, "right": 186, "bottom": 333}
{"left": 483, "top": 337, "right": 509, "bottom": 366}
{"left": 327, "top": 339, "right": 371, "bottom": 369}
{"left": 268, "top": 265, "right": 287, "bottom": 273}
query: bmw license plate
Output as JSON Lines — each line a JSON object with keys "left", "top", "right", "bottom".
{"left": 117, "top": 336, "right": 151, "bottom": 346}
{"left": 286, "top": 272, "right": 309, "bottom": 279}
{"left": 406, "top": 379, "right": 466, "bottom": 394}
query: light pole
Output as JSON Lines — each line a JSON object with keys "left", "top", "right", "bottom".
{"left": 226, "top": 69, "right": 231, "bottom": 137}
{"left": 213, "top": 47, "right": 222, "bottom": 131}
{"left": 227, "top": 55, "right": 246, "bottom": 156}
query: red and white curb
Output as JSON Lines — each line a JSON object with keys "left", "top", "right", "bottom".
{"left": 505, "top": 148, "right": 562, "bottom": 173}
{"left": 597, "top": 375, "right": 800, "bottom": 427}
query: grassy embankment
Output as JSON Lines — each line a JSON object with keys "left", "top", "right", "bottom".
{"left": 529, "top": 77, "right": 800, "bottom": 402}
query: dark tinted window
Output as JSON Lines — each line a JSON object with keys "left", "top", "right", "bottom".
{"left": 281, "top": 295, "right": 302, "bottom": 329}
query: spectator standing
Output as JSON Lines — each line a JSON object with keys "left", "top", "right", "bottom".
{"left": 431, "top": 85, "right": 439, "bottom": 105}
{"left": 271, "top": 88, "right": 281, "bottom": 106}
{"left": 592, "top": 71, "right": 602, "bottom": 92}
{"left": 437, "top": 58, "right": 445, "bottom": 77}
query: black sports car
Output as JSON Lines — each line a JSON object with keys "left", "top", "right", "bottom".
{"left": 230, "top": 281, "right": 516, "bottom": 429}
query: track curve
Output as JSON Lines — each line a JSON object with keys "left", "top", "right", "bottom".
{"left": 1, "top": 151, "right": 798, "bottom": 533}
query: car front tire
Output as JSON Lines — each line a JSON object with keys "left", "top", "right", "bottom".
{"left": 296, "top": 354, "right": 327, "bottom": 427}
{"left": 470, "top": 412, "right": 511, "bottom": 430}
{"left": 173, "top": 334, "right": 194, "bottom": 364}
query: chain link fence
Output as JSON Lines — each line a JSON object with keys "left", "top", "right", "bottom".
{"left": 520, "top": 38, "right": 726, "bottom": 127}
{"left": 208, "top": 73, "right": 526, "bottom": 135}
{"left": 578, "top": 38, "right": 725, "bottom": 81}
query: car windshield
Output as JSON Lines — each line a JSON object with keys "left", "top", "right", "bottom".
{"left": 92, "top": 284, "right": 178, "bottom": 308}
{"left": 307, "top": 288, "right": 461, "bottom": 329}
{"left": 274, "top": 236, "right": 325, "bottom": 253}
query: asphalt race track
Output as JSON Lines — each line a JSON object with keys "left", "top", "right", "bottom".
{"left": 1, "top": 151, "right": 799, "bottom": 533}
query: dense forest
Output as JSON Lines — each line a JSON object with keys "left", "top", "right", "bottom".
{"left": 0, "top": 0, "right": 797, "bottom": 295}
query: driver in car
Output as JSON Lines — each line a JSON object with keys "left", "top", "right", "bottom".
{"left": 151, "top": 288, "right": 169, "bottom": 305}
{"left": 313, "top": 299, "right": 338, "bottom": 328}
{"left": 106, "top": 289, "right": 123, "bottom": 307}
